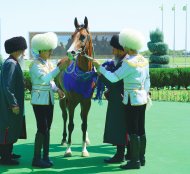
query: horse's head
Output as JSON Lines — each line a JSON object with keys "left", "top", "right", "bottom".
{"left": 67, "top": 17, "right": 93, "bottom": 72}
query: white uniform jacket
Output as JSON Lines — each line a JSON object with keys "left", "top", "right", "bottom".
{"left": 29, "top": 58, "right": 60, "bottom": 105}
{"left": 99, "top": 54, "right": 150, "bottom": 106}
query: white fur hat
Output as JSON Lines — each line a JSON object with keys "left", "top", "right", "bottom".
{"left": 31, "top": 32, "right": 58, "bottom": 53}
{"left": 119, "top": 28, "right": 145, "bottom": 51}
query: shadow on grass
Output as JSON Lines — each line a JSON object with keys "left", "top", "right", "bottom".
{"left": 1, "top": 143, "right": 123, "bottom": 174}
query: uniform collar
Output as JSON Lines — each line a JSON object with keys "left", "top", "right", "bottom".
{"left": 38, "top": 57, "right": 47, "bottom": 64}
{"left": 125, "top": 54, "right": 137, "bottom": 60}
{"left": 9, "top": 55, "right": 18, "bottom": 62}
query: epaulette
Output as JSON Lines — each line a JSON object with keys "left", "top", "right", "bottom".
{"left": 124, "top": 55, "right": 148, "bottom": 68}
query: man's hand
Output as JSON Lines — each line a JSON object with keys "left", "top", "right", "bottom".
{"left": 92, "top": 59, "right": 101, "bottom": 69}
{"left": 58, "top": 57, "right": 71, "bottom": 71}
{"left": 12, "top": 106, "right": 20, "bottom": 115}
{"left": 57, "top": 89, "right": 65, "bottom": 99}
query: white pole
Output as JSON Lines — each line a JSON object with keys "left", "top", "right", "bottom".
{"left": 162, "top": 5, "right": 164, "bottom": 32}
{"left": 185, "top": 5, "right": 187, "bottom": 66}
{"left": 173, "top": 5, "right": 176, "bottom": 64}
{"left": 160, "top": 4, "right": 164, "bottom": 32}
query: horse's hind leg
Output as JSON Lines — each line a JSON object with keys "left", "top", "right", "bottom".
{"left": 80, "top": 99, "right": 91, "bottom": 157}
{"left": 59, "top": 98, "right": 68, "bottom": 146}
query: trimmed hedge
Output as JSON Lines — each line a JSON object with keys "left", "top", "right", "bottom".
{"left": 150, "top": 68, "right": 190, "bottom": 89}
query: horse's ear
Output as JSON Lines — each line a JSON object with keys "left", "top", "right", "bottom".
{"left": 74, "top": 17, "right": 80, "bottom": 29}
{"left": 84, "top": 16, "right": 88, "bottom": 29}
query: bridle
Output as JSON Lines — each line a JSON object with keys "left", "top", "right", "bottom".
{"left": 66, "top": 27, "right": 94, "bottom": 74}
{"left": 68, "top": 27, "right": 94, "bottom": 60}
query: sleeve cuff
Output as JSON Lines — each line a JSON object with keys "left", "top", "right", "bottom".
{"left": 99, "top": 66, "right": 107, "bottom": 74}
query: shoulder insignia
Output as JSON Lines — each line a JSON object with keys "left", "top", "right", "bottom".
{"left": 124, "top": 55, "right": 148, "bottom": 68}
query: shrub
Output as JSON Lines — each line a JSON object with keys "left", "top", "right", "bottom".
{"left": 148, "top": 28, "right": 170, "bottom": 66}
{"left": 23, "top": 71, "right": 32, "bottom": 92}
{"left": 150, "top": 28, "right": 163, "bottom": 43}
{"left": 149, "top": 55, "right": 170, "bottom": 64}
{"left": 149, "top": 68, "right": 190, "bottom": 89}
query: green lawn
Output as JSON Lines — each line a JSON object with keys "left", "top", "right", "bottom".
{"left": 1, "top": 100, "right": 190, "bottom": 174}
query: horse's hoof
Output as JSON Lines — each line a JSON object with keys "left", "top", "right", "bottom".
{"left": 61, "top": 140, "right": 67, "bottom": 146}
{"left": 81, "top": 151, "right": 89, "bottom": 157}
{"left": 64, "top": 152, "right": 72, "bottom": 157}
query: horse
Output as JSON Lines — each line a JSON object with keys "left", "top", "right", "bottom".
{"left": 56, "top": 17, "right": 95, "bottom": 157}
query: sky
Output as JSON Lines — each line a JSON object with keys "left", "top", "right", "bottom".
{"left": 0, "top": 0, "right": 189, "bottom": 58}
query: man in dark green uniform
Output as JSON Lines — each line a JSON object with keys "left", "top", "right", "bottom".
{"left": 0, "top": 36, "right": 27, "bottom": 165}
{"left": 100, "top": 35, "right": 130, "bottom": 163}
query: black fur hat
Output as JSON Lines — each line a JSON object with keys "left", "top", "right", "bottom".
{"left": 4, "top": 36, "right": 27, "bottom": 54}
{"left": 110, "top": 34, "right": 124, "bottom": 51}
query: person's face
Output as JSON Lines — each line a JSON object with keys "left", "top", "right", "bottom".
{"left": 124, "top": 47, "right": 130, "bottom": 53}
{"left": 17, "top": 50, "right": 26, "bottom": 68}
{"left": 112, "top": 47, "right": 126, "bottom": 59}
{"left": 124, "top": 47, "right": 137, "bottom": 55}
{"left": 13, "top": 50, "right": 25, "bottom": 59}
{"left": 18, "top": 50, "right": 25, "bottom": 58}
{"left": 40, "top": 49, "right": 53, "bottom": 59}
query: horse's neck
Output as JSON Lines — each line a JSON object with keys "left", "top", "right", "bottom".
{"left": 77, "top": 56, "right": 92, "bottom": 72}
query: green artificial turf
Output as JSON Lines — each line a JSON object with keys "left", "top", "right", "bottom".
{"left": 1, "top": 101, "right": 190, "bottom": 174}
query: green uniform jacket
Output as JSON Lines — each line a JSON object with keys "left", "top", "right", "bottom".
{"left": 101, "top": 60, "right": 127, "bottom": 145}
{"left": 0, "top": 56, "right": 25, "bottom": 144}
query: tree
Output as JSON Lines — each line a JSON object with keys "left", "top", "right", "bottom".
{"left": 147, "top": 28, "right": 170, "bottom": 67}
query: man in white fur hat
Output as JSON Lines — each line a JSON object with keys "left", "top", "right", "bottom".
{"left": 92, "top": 28, "right": 150, "bottom": 170}
{"left": 29, "top": 32, "right": 68, "bottom": 168}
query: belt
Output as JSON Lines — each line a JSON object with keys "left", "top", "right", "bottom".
{"left": 124, "top": 84, "right": 144, "bottom": 90}
{"left": 32, "top": 84, "right": 51, "bottom": 91}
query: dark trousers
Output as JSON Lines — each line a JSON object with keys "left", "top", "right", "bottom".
{"left": 33, "top": 103, "right": 54, "bottom": 135}
{"left": 125, "top": 102, "right": 146, "bottom": 136}
{"left": 0, "top": 144, "right": 13, "bottom": 159}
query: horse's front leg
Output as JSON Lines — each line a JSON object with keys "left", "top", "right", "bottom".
{"left": 80, "top": 99, "right": 91, "bottom": 157}
{"left": 59, "top": 98, "right": 68, "bottom": 146}
{"left": 64, "top": 101, "right": 78, "bottom": 157}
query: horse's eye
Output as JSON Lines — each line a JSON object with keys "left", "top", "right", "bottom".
{"left": 79, "top": 35, "right": 86, "bottom": 42}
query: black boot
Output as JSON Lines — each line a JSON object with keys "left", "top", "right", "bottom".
{"left": 9, "top": 144, "right": 21, "bottom": 159}
{"left": 120, "top": 134, "right": 140, "bottom": 170}
{"left": 0, "top": 144, "right": 19, "bottom": 165}
{"left": 32, "top": 132, "right": 51, "bottom": 168}
{"left": 140, "top": 135, "right": 146, "bottom": 166}
{"left": 125, "top": 142, "right": 131, "bottom": 160}
{"left": 43, "top": 131, "right": 53, "bottom": 166}
{"left": 11, "top": 154, "right": 21, "bottom": 159}
{"left": 104, "top": 145, "right": 125, "bottom": 163}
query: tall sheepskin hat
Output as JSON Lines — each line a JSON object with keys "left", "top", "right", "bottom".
{"left": 31, "top": 32, "right": 58, "bottom": 54}
{"left": 5, "top": 36, "right": 27, "bottom": 54}
{"left": 119, "top": 28, "right": 145, "bottom": 51}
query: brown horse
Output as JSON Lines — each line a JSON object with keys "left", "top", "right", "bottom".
{"left": 57, "top": 17, "right": 94, "bottom": 157}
